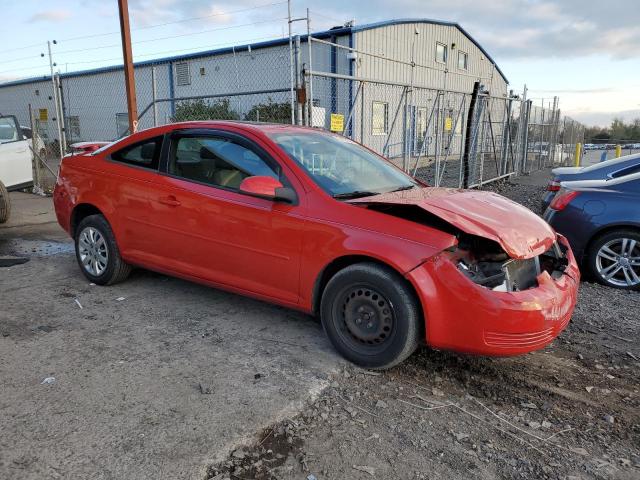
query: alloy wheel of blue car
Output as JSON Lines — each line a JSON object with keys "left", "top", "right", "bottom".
{"left": 590, "top": 231, "right": 640, "bottom": 289}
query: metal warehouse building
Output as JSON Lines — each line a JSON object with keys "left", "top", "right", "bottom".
{"left": 0, "top": 18, "right": 509, "bottom": 150}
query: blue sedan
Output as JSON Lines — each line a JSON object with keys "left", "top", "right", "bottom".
{"left": 543, "top": 172, "right": 640, "bottom": 290}
{"left": 542, "top": 153, "right": 640, "bottom": 212}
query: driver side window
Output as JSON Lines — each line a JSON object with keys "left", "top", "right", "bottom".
{"left": 168, "top": 135, "right": 280, "bottom": 190}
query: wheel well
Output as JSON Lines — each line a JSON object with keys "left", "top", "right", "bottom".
{"left": 70, "top": 204, "right": 104, "bottom": 236}
{"left": 312, "top": 255, "right": 423, "bottom": 319}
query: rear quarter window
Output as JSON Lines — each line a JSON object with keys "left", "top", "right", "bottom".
{"left": 111, "top": 136, "right": 163, "bottom": 170}
{"left": 611, "top": 164, "right": 640, "bottom": 179}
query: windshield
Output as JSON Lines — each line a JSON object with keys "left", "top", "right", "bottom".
{"left": 268, "top": 131, "right": 418, "bottom": 198}
{"left": 0, "top": 117, "right": 19, "bottom": 143}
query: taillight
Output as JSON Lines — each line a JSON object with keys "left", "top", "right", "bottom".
{"left": 550, "top": 189, "right": 580, "bottom": 211}
{"left": 547, "top": 179, "right": 561, "bottom": 192}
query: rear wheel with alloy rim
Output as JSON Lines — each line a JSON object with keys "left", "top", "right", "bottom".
{"left": 320, "top": 263, "right": 422, "bottom": 369}
{"left": 587, "top": 229, "right": 640, "bottom": 290}
{"left": 74, "top": 214, "right": 132, "bottom": 285}
{"left": 78, "top": 226, "right": 109, "bottom": 276}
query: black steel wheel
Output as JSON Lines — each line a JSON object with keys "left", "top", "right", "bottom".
{"left": 338, "top": 285, "right": 397, "bottom": 352}
{"left": 320, "top": 262, "right": 422, "bottom": 369}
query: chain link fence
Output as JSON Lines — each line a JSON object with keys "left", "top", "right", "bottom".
{"left": 304, "top": 37, "right": 585, "bottom": 188}
{"left": 0, "top": 30, "right": 585, "bottom": 193}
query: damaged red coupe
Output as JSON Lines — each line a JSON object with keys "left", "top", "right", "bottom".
{"left": 54, "top": 122, "right": 579, "bottom": 369}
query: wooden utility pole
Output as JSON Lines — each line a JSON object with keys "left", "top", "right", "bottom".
{"left": 118, "top": 0, "right": 138, "bottom": 135}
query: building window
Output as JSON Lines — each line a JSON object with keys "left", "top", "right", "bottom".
{"left": 416, "top": 107, "right": 428, "bottom": 143}
{"left": 175, "top": 62, "right": 191, "bottom": 86}
{"left": 436, "top": 42, "right": 448, "bottom": 64}
{"left": 67, "top": 115, "right": 80, "bottom": 139}
{"left": 458, "top": 51, "right": 468, "bottom": 70}
{"left": 372, "top": 102, "right": 388, "bottom": 135}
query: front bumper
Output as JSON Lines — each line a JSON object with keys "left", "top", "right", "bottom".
{"left": 406, "top": 236, "right": 580, "bottom": 356}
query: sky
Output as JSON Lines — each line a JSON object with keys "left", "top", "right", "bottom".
{"left": 1, "top": 0, "right": 638, "bottom": 127}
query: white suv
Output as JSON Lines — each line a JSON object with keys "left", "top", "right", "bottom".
{"left": 0, "top": 115, "right": 33, "bottom": 223}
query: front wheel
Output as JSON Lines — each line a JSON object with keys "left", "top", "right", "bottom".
{"left": 586, "top": 229, "right": 640, "bottom": 290}
{"left": 74, "top": 214, "right": 132, "bottom": 285}
{"left": 320, "top": 263, "right": 422, "bottom": 369}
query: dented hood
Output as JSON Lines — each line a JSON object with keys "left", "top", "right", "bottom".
{"left": 350, "top": 187, "right": 556, "bottom": 259}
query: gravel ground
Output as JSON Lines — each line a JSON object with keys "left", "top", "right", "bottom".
{"left": 489, "top": 178, "right": 548, "bottom": 214}
{"left": 206, "top": 177, "right": 640, "bottom": 480}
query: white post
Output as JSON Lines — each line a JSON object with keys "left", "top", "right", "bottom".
{"left": 287, "top": 0, "right": 295, "bottom": 124}
{"left": 55, "top": 74, "right": 67, "bottom": 152}
{"left": 48, "top": 41, "right": 64, "bottom": 158}
{"left": 306, "top": 8, "right": 313, "bottom": 127}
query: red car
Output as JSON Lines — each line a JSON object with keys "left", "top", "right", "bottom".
{"left": 54, "top": 122, "right": 580, "bottom": 369}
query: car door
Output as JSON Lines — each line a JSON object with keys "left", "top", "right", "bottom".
{"left": 98, "top": 135, "right": 170, "bottom": 264}
{"left": 0, "top": 116, "right": 32, "bottom": 189}
{"left": 144, "top": 129, "right": 306, "bottom": 305}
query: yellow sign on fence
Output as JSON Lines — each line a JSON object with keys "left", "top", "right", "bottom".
{"left": 444, "top": 117, "right": 453, "bottom": 132}
{"left": 38, "top": 109, "right": 48, "bottom": 121}
{"left": 330, "top": 113, "right": 344, "bottom": 132}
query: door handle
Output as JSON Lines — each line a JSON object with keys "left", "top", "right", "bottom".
{"left": 158, "top": 195, "right": 181, "bottom": 207}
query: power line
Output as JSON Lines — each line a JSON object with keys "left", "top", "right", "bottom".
{"left": 0, "top": 54, "right": 46, "bottom": 67}
{"left": 308, "top": 10, "right": 348, "bottom": 25}
{"left": 0, "top": 32, "right": 289, "bottom": 78}
{"left": 114, "top": 34, "right": 289, "bottom": 61}
{"left": 0, "top": 41, "right": 47, "bottom": 56}
{"left": 0, "top": 64, "right": 49, "bottom": 76}
{"left": 53, "top": 17, "right": 286, "bottom": 57}
{"left": 57, "top": 1, "right": 288, "bottom": 43}
{"left": 0, "top": 1, "right": 287, "bottom": 64}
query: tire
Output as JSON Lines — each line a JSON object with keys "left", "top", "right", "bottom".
{"left": 74, "top": 214, "right": 132, "bottom": 285}
{"left": 0, "top": 180, "right": 10, "bottom": 224}
{"left": 320, "top": 262, "right": 422, "bottom": 370}
{"left": 586, "top": 229, "right": 640, "bottom": 290}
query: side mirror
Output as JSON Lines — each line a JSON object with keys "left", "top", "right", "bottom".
{"left": 239, "top": 176, "right": 296, "bottom": 203}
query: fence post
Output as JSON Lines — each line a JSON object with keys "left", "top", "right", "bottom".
{"left": 306, "top": 9, "right": 313, "bottom": 126}
{"left": 28, "top": 105, "right": 41, "bottom": 190}
{"left": 294, "top": 35, "right": 303, "bottom": 126}
{"left": 151, "top": 65, "right": 158, "bottom": 127}
{"left": 402, "top": 86, "right": 410, "bottom": 172}
{"left": 500, "top": 92, "right": 513, "bottom": 175}
{"left": 433, "top": 92, "right": 441, "bottom": 184}
{"left": 548, "top": 96, "right": 559, "bottom": 165}
{"left": 462, "top": 81, "right": 481, "bottom": 188}
{"left": 287, "top": 0, "right": 295, "bottom": 125}
{"left": 521, "top": 100, "right": 532, "bottom": 173}
{"left": 360, "top": 82, "right": 365, "bottom": 144}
